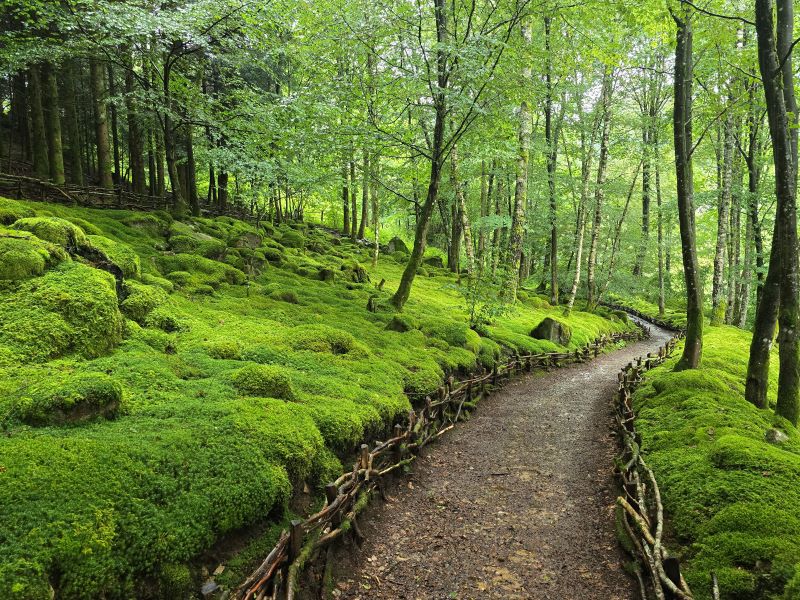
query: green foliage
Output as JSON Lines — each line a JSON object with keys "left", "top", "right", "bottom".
{"left": 12, "top": 372, "right": 122, "bottom": 426}
{"left": 232, "top": 363, "right": 295, "bottom": 400}
{"left": 634, "top": 326, "right": 800, "bottom": 599}
{"left": 85, "top": 235, "right": 142, "bottom": 279}
{"left": 11, "top": 216, "right": 87, "bottom": 249}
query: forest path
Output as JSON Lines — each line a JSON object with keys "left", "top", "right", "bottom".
{"left": 332, "top": 321, "right": 672, "bottom": 600}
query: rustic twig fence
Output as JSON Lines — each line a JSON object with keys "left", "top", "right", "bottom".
{"left": 0, "top": 172, "right": 253, "bottom": 220}
{"left": 234, "top": 328, "right": 647, "bottom": 600}
{"left": 613, "top": 317, "right": 694, "bottom": 600}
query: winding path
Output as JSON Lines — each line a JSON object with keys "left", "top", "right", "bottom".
{"left": 332, "top": 321, "right": 672, "bottom": 600}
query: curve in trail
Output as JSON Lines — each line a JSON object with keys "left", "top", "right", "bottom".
{"left": 333, "top": 321, "right": 673, "bottom": 600}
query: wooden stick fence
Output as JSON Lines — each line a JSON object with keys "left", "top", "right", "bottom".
{"left": 0, "top": 172, "right": 253, "bottom": 221}
{"left": 234, "top": 327, "right": 648, "bottom": 600}
{"left": 614, "top": 319, "right": 693, "bottom": 600}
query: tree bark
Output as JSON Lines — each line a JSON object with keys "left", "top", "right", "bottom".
{"left": 391, "top": 0, "right": 447, "bottom": 310}
{"left": 672, "top": 9, "right": 703, "bottom": 370}
{"left": 90, "top": 59, "right": 113, "bottom": 189}
{"left": 754, "top": 0, "right": 799, "bottom": 423}
{"left": 42, "top": 63, "right": 65, "bottom": 185}
{"left": 359, "top": 147, "right": 369, "bottom": 239}
{"left": 586, "top": 69, "right": 613, "bottom": 309}
{"left": 507, "top": 19, "right": 532, "bottom": 301}
{"left": 125, "top": 56, "right": 146, "bottom": 195}
{"left": 711, "top": 109, "right": 734, "bottom": 324}
{"left": 451, "top": 144, "right": 474, "bottom": 276}
{"left": 61, "top": 60, "right": 84, "bottom": 185}
{"left": 544, "top": 16, "right": 558, "bottom": 305}
{"left": 28, "top": 65, "right": 50, "bottom": 181}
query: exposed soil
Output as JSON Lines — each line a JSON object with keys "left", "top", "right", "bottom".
{"left": 331, "top": 322, "right": 673, "bottom": 600}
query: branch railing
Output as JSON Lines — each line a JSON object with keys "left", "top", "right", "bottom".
{"left": 234, "top": 327, "right": 648, "bottom": 600}
{"left": 0, "top": 172, "right": 253, "bottom": 221}
{"left": 614, "top": 320, "right": 694, "bottom": 600}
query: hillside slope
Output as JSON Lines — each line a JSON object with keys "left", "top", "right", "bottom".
{"left": 0, "top": 197, "right": 631, "bottom": 599}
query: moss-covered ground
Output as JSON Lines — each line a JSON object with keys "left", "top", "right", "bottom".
{"left": 0, "top": 197, "right": 631, "bottom": 599}
{"left": 632, "top": 321, "right": 800, "bottom": 599}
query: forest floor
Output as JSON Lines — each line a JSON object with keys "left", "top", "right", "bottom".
{"left": 332, "top": 321, "right": 673, "bottom": 600}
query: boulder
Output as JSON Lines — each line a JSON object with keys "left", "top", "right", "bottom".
{"left": 530, "top": 317, "right": 572, "bottom": 346}
{"left": 234, "top": 232, "right": 262, "bottom": 249}
{"left": 423, "top": 255, "right": 444, "bottom": 268}
{"left": 386, "top": 236, "right": 409, "bottom": 254}
{"left": 766, "top": 428, "right": 790, "bottom": 445}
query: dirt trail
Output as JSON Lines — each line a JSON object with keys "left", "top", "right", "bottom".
{"left": 332, "top": 322, "right": 673, "bottom": 600}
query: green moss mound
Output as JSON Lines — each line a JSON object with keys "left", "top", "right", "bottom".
{"left": 634, "top": 326, "right": 800, "bottom": 599}
{"left": 158, "top": 253, "right": 246, "bottom": 290}
{"left": 11, "top": 216, "right": 87, "bottom": 249}
{"left": 0, "top": 198, "right": 631, "bottom": 599}
{"left": 0, "top": 262, "right": 123, "bottom": 363}
{"left": 232, "top": 363, "right": 295, "bottom": 400}
{"left": 289, "top": 324, "right": 367, "bottom": 356}
{"left": 120, "top": 280, "right": 169, "bottom": 324}
{"left": 0, "top": 229, "right": 66, "bottom": 281}
{"left": 0, "top": 198, "right": 36, "bottom": 224}
{"left": 13, "top": 372, "right": 123, "bottom": 426}
{"left": 86, "top": 234, "right": 141, "bottom": 279}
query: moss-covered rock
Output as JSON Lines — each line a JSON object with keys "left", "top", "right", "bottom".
{"left": 289, "top": 324, "right": 367, "bottom": 356}
{"left": 232, "top": 363, "right": 295, "bottom": 400}
{"left": 386, "top": 314, "right": 420, "bottom": 333}
{"left": 268, "top": 288, "right": 298, "bottom": 304}
{"left": 422, "top": 319, "right": 481, "bottom": 353}
{"left": 530, "top": 317, "right": 571, "bottom": 346}
{"left": 423, "top": 255, "right": 444, "bottom": 268}
{"left": 141, "top": 273, "right": 175, "bottom": 292}
{"left": 340, "top": 260, "right": 369, "bottom": 283}
{"left": 120, "top": 280, "right": 169, "bottom": 324}
{"left": 13, "top": 372, "right": 123, "bottom": 426}
{"left": 386, "top": 236, "right": 409, "bottom": 254}
{"left": 85, "top": 235, "right": 141, "bottom": 279}
{"left": 0, "top": 229, "right": 67, "bottom": 281}
{"left": 280, "top": 230, "right": 305, "bottom": 249}
{"left": 204, "top": 340, "right": 242, "bottom": 360}
{"left": 157, "top": 253, "right": 246, "bottom": 289}
{"left": 0, "top": 198, "right": 36, "bottom": 224}
{"left": 12, "top": 216, "right": 87, "bottom": 249}
{"left": 0, "top": 262, "right": 123, "bottom": 362}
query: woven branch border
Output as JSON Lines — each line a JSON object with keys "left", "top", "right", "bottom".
{"left": 235, "top": 327, "right": 648, "bottom": 600}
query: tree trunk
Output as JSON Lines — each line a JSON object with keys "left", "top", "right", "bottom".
{"left": 754, "top": 0, "right": 799, "bottom": 423}
{"left": 451, "top": 144, "right": 475, "bottom": 276}
{"left": 586, "top": 69, "right": 613, "bottom": 309}
{"left": 359, "top": 148, "right": 369, "bottom": 239}
{"left": 391, "top": 0, "right": 447, "bottom": 310}
{"left": 371, "top": 153, "right": 380, "bottom": 267}
{"left": 711, "top": 110, "right": 734, "bottom": 325}
{"left": 350, "top": 157, "right": 357, "bottom": 240}
{"left": 61, "top": 60, "right": 84, "bottom": 185}
{"left": 28, "top": 65, "right": 50, "bottom": 180}
{"left": 125, "top": 57, "right": 146, "bottom": 195}
{"left": 90, "top": 59, "right": 113, "bottom": 189}
{"left": 507, "top": 20, "right": 532, "bottom": 300}
{"left": 633, "top": 121, "right": 650, "bottom": 276}
{"left": 544, "top": 16, "right": 558, "bottom": 305}
{"left": 656, "top": 128, "right": 665, "bottom": 316}
{"left": 107, "top": 64, "right": 121, "bottom": 185}
{"left": 186, "top": 125, "right": 199, "bottom": 216}
{"left": 42, "top": 63, "right": 65, "bottom": 185}
{"left": 672, "top": 9, "right": 703, "bottom": 370}
{"left": 341, "top": 153, "right": 350, "bottom": 235}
